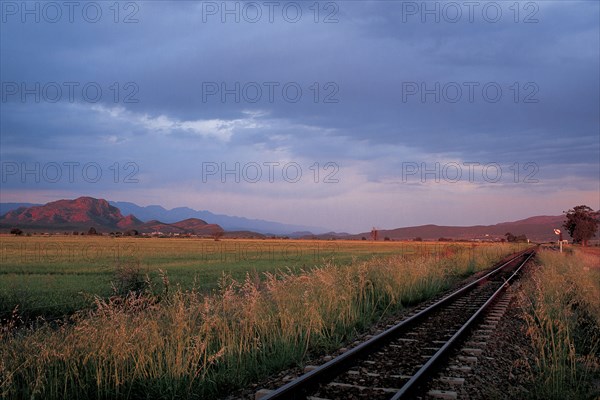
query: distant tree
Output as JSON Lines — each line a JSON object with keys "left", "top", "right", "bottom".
{"left": 563, "top": 205, "right": 599, "bottom": 246}
{"left": 124, "top": 229, "right": 139, "bottom": 236}
{"left": 413, "top": 237, "right": 423, "bottom": 242}
{"left": 212, "top": 231, "right": 224, "bottom": 241}
{"left": 384, "top": 236, "right": 390, "bottom": 241}
{"left": 371, "top": 227, "right": 378, "bottom": 241}
{"left": 10, "top": 228, "right": 23, "bottom": 236}
{"left": 361, "top": 236, "right": 367, "bottom": 241}
{"left": 515, "top": 234, "right": 528, "bottom": 243}
{"left": 72, "top": 231, "right": 79, "bottom": 236}
{"left": 502, "top": 232, "right": 528, "bottom": 243}
{"left": 87, "top": 227, "right": 97, "bottom": 235}
{"left": 438, "top": 237, "right": 452, "bottom": 242}
{"left": 505, "top": 232, "right": 528, "bottom": 243}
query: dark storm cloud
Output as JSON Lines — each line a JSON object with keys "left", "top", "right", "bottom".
{"left": 3, "top": 1, "right": 597, "bottom": 157}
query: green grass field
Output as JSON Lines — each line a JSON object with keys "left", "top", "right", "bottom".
{"left": 0, "top": 236, "right": 524, "bottom": 317}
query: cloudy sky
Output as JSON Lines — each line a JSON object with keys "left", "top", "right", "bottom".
{"left": 1, "top": 0, "right": 598, "bottom": 233}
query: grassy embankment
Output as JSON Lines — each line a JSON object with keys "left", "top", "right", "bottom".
{"left": 521, "top": 248, "right": 600, "bottom": 399}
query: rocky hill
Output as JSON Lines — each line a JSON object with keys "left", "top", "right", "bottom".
{"left": 0, "top": 197, "right": 141, "bottom": 231}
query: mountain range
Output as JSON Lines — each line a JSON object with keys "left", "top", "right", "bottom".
{"left": 0, "top": 199, "right": 327, "bottom": 235}
{"left": 0, "top": 197, "right": 570, "bottom": 241}
{"left": 0, "top": 197, "right": 222, "bottom": 235}
{"left": 349, "top": 215, "right": 569, "bottom": 242}
{"left": 109, "top": 201, "right": 328, "bottom": 235}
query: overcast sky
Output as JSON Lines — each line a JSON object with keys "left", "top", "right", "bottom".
{"left": 1, "top": 0, "right": 598, "bottom": 232}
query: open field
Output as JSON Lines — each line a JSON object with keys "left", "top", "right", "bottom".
{"left": 0, "top": 241, "right": 523, "bottom": 399}
{"left": 0, "top": 236, "right": 527, "bottom": 317}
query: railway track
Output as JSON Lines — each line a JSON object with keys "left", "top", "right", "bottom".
{"left": 257, "top": 248, "right": 536, "bottom": 400}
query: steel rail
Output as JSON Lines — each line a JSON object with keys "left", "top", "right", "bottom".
{"left": 390, "top": 250, "right": 535, "bottom": 399}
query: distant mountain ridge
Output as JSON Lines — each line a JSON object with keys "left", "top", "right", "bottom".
{"left": 136, "top": 218, "right": 223, "bottom": 235}
{"left": 109, "top": 201, "right": 328, "bottom": 235}
{"left": 351, "top": 215, "right": 569, "bottom": 242}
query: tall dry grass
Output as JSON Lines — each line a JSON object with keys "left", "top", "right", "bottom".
{"left": 1, "top": 244, "right": 516, "bottom": 399}
{"left": 520, "top": 249, "right": 600, "bottom": 399}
